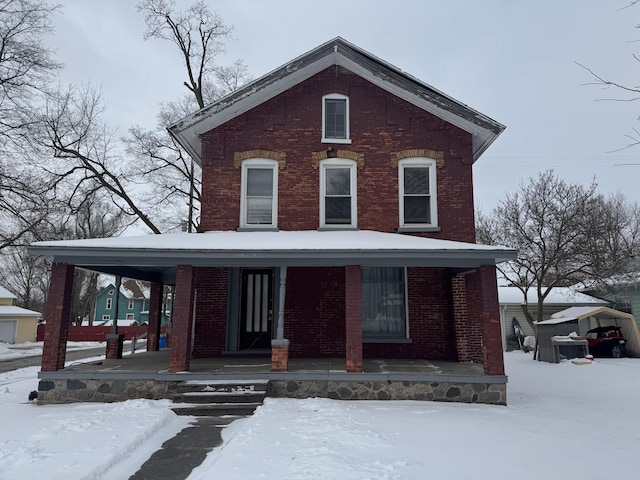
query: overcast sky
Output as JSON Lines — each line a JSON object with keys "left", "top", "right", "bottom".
{"left": 49, "top": 0, "right": 640, "bottom": 212}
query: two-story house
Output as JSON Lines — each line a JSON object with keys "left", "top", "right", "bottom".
{"left": 93, "top": 280, "right": 149, "bottom": 325}
{"left": 30, "top": 38, "right": 516, "bottom": 404}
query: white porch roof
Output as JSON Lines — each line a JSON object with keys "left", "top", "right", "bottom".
{"left": 29, "top": 230, "right": 517, "bottom": 284}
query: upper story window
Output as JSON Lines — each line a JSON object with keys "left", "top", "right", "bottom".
{"left": 106, "top": 297, "right": 112, "bottom": 310}
{"left": 322, "top": 93, "right": 351, "bottom": 144}
{"left": 127, "top": 299, "right": 134, "bottom": 310}
{"left": 240, "top": 158, "right": 278, "bottom": 229}
{"left": 319, "top": 158, "right": 357, "bottom": 228}
{"left": 398, "top": 157, "right": 438, "bottom": 228}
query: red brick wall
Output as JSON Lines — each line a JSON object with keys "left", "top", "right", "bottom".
{"left": 199, "top": 66, "right": 475, "bottom": 241}
{"left": 363, "top": 267, "right": 456, "bottom": 360}
{"left": 284, "top": 267, "right": 344, "bottom": 357}
{"left": 193, "top": 267, "right": 229, "bottom": 357}
{"left": 281, "top": 266, "right": 456, "bottom": 361}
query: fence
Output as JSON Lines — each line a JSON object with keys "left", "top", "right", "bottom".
{"left": 36, "top": 324, "right": 152, "bottom": 342}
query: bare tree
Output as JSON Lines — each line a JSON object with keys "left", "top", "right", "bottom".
{"left": 476, "top": 170, "right": 639, "bottom": 328}
{"left": 0, "top": 0, "right": 62, "bottom": 250}
{"left": 577, "top": 2, "right": 640, "bottom": 151}
{"left": 132, "top": 0, "right": 251, "bottom": 232}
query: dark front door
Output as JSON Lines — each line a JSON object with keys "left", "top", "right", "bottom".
{"left": 239, "top": 268, "right": 274, "bottom": 350}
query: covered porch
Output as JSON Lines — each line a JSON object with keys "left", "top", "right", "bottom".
{"left": 29, "top": 230, "right": 516, "bottom": 404}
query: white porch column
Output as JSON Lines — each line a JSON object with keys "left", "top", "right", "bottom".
{"left": 271, "top": 266, "right": 289, "bottom": 372}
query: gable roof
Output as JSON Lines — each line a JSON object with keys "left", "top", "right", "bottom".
{"left": 0, "top": 285, "right": 17, "bottom": 300}
{"left": 167, "top": 37, "right": 505, "bottom": 164}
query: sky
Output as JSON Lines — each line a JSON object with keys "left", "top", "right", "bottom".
{"left": 1, "top": 348, "right": 639, "bottom": 479}
{"left": 48, "top": 0, "right": 640, "bottom": 213}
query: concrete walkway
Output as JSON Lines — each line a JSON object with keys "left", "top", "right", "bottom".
{"left": 129, "top": 416, "right": 233, "bottom": 480}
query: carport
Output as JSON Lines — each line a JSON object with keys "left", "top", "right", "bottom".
{"left": 535, "top": 306, "right": 640, "bottom": 362}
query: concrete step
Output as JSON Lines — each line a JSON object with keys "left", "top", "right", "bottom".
{"left": 173, "top": 391, "right": 266, "bottom": 404}
{"left": 176, "top": 379, "right": 268, "bottom": 394}
{"left": 171, "top": 402, "right": 262, "bottom": 417}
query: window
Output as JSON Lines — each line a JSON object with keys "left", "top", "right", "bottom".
{"left": 322, "top": 94, "right": 351, "bottom": 143}
{"left": 102, "top": 315, "right": 111, "bottom": 321}
{"left": 106, "top": 298, "right": 112, "bottom": 309}
{"left": 240, "top": 159, "right": 278, "bottom": 228}
{"left": 126, "top": 313, "right": 135, "bottom": 321}
{"left": 361, "top": 267, "right": 408, "bottom": 339}
{"left": 320, "top": 158, "right": 357, "bottom": 228}
{"left": 128, "top": 299, "right": 134, "bottom": 310}
{"left": 398, "top": 158, "right": 438, "bottom": 228}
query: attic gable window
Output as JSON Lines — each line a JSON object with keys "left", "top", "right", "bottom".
{"left": 398, "top": 157, "right": 438, "bottom": 229}
{"left": 240, "top": 158, "right": 278, "bottom": 229}
{"left": 322, "top": 93, "right": 351, "bottom": 144}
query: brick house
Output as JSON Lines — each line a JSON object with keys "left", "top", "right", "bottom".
{"left": 30, "top": 38, "right": 515, "bottom": 402}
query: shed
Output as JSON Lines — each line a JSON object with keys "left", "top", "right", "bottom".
{"left": 535, "top": 306, "right": 640, "bottom": 362}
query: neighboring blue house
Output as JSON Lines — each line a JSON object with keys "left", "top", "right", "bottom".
{"left": 93, "top": 279, "right": 150, "bottom": 325}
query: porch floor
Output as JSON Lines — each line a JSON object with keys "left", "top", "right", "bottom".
{"left": 38, "top": 348, "right": 507, "bottom": 405}
{"left": 56, "top": 348, "right": 490, "bottom": 380}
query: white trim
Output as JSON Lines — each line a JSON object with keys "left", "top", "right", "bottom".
{"left": 105, "top": 298, "right": 112, "bottom": 310}
{"left": 319, "top": 158, "right": 357, "bottom": 229}
{"left": 102, "top": 315, "right": 111, "bottom": 321}
{"left": 127, "top": 299, "right": 134, "bottom": 310}
{"left": 398, "top": 157, "right": 438, "bottom": 228}
{"left": 240, "top": 158, "right": 279, "bottom": 229}
{"left": 321, "top": 93, "right": 351, "bottom": 144}
{"left": 125, "top": 313, "right": 135, "bottom": 320}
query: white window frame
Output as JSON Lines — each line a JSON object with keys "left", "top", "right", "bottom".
{"left": 125, "top": 313, "right": 135, "bottom": 321}
{"left": 108, "top": 289, "right": 114, "bottom": 295}
{"left": 321, "top": 93, "right": 351, "bottom": 144}
{"left": 240, "top": 158, "right": 278, "bottom": 229}
{"left": 398, "top": 157, "right": 438, "bottom": 229}
{"left": 319, "top": 158, "right": 357, "bottom": 229}
{"left": 106, "top": 298, "right": 112, "bottom": 310}
{"left": 102, "top": 315, "right": 111, "bottom": 321}
{"left": 127, "top": 299, "right": 134, "bottom": 310}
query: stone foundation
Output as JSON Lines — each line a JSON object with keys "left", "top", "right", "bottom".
{"left": 37, "top": 377, "right": 506, "bottom": 405}
{"left": 268, "top": 380, "right": 505, "bottom": 404}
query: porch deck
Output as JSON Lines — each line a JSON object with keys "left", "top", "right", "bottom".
{"left": 37, "top": 349, "right": 507, "bottom": 405}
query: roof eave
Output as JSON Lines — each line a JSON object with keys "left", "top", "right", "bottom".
{"left": 167, "top": 37, "right": 505, "bottom": 165}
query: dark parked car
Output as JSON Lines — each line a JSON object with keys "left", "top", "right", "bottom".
{"left": 586, "top": 326, "right": 628, "bottom": 358}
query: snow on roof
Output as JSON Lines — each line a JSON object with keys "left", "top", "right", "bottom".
{"left": 0, "top": 285, "right": 17, "bottom": 300}
{"left": 0, "top": 305, "right": 41, "bottom": 317}
{"left": 498, "top": 287, "right": 607, "bottom": 306}
{"left": 31, "top": 229, "right": 514, "bottom": 254}
{"left": 167, "top": 37, "right": 504, "bottom": 164}
{"left": 550, "top": 306, "right": 633, "bottom": 320}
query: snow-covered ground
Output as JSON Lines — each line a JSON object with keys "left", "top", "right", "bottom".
{"left": 0, "top": 341, "right": 106, "bottom": 361}
{"left": 1, "top": 350, "right": 638, "bottom": 479}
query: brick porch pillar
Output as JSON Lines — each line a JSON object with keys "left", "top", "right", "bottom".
{"left": 345, "top": 265, "right": 363, "bottom": 373}
{"left": 477, "top": 265, "right": 505, "bottom": 375}
{"left": 452, "top": 274, "right": 473, "bottom": 362}
{"left": 41, "top": 263, "right": 75, "bottom": 371}
{"left": 147, "top": 282, "right": 163, "bottom": 351}
{"left": 169, "top": 265, "right": 196, "bottom": 372}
